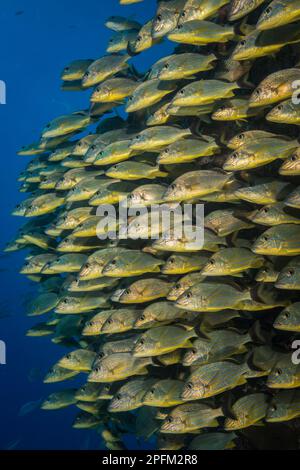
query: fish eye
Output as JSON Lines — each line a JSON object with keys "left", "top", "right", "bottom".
{"left": 291, "top": 155, "right": 297, "bottom": 162}
{"left": 232, "top": 152, "right": 239, "bottom": 159}
{"left": 64, "top": 67, "right": 70, "bottom": 71}
{"left": 177, "top": 24, "right": 183, "bottom": 30}
{"left": 170, "top": 183, "right": 177, "bottom": 190}
{"left": 191, "top": 348, "right": 197, "bottom": 354}
{"left": 66, "top": 354, "right": 71, "bottom": 359}
{"left": 115, "top": 393, "right": 121, "bottom": 400}
{"left": 219, "top": 106, "right": 226, "bottom": 111}
{"left": 179, "top": 89, "right": 185, "bottom": 95}
{"left": 169, "top": 257, "right": 175, "bottom": 264}
{"left": 139, "top": 339, "right": 145, "bottom": 346}
{"left": 240, "top": 40, "right": 246, "bottom": 46}
{"left": 186, "top": 292, "right": 192, "bottom": 299}
{"left": 262, "top": 235, "right": 269, "bottom": 241}
{"left": 166, "top": 417, "right": 173, "bottom": 423}
{"left": 271, "top": 404, "right": 277, "bottom": 412}
{"left": 164, "top": 148, "right": 170, "bottom": 154}
{"left": 283, "top": 311, "right": 290, "bottom": 319}
{"left": 209, "top": 259, "right": 215, "bottom": 265}
{"left": 90, "top": 145, "right": 96, "bottom": 151}
{"left": 136, "top": 35, "right": 141, "bottom": 42}
{"left": 139, "top": 315, "right": 145, "bottom": 321}
{"left": 181, "top": 10, "right": 186, "bottom": 17}
{"left": 254, "top": 88, "right": 261, "bottom": 96}
{"left": 265, "top": 6, "right": 272, "bottom": 14}
{"left": 275, "top": 368, "right": 282, "bottom": 376}
{"left": 277, "top": 105, "right": 283, "bottom": 111}
{"left": 107, "top": 319, "right": 113, "bottom": 325}
{"left": 110, "top": 259, "right": 117, "bottom": 265}
{"left": 150, "top": 388, "right": 155, "bottom": 394}
{"left": 186, "top": 382, "right": 193, "bottom": 390}
{"left": 238, "top": 134, "right": 244, "bottom": 140}
{"left": 94, "top": 367, "right": 100, "bottom": 373}
{"left": 156, "top": 14, "right": 162, "bottom": 22}
{"left": 175, "top": 283, "right": 181, "bottom": 289}
{"left": 262, "top": 207, "right": 269, "bottom": 213}
{"left": 45, "top": 124, "right": 50, "bottom": 129}
{"left": 125, "top": 289, "right": 131, "bottom": 295}
{"left": 286, "top": 269, "right": 294, "bottom": 277}
{"left": 164, "top": 63, "right": 170, "bottom": 69}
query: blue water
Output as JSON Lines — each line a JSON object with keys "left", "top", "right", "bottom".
{"left": 0, "top": 0, "right": 174, "bottom": 450}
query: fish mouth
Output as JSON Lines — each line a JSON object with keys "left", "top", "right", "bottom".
{"left": 265, "top": 415, "right": 281, "bottom": 423}
{"left": 57, "top": 359, "right": 72, "bottom": 369}
{"left": 82, "top": 326, "right": 97, "bottom": 336}
{"left": 224, "top": 418, "right": 240, "bottom": 431}
{"left": 251, "top": 241, "right": 265, "bottom": 254}
{"left": 167, "top": 289, "right": 181, "bottom": 301}
{"left": 266, "top": 378, "right": 281, "bottom": 388}
{"left": 200, "top": 265, "right": 215, "bottom": 276}
{"left": 72, "top": 422, "right": 86, "bottom": 429}
{"left": 228, "top": 10, "right": 242, "bottom": 22}
{"left": 182, "top": 379, "right": 206, "bottom": 401}
{"left": 43, "top": 376, "right": 55, "bottom": 384}
{"left": 160, "top": 425, "right": 175, "bottom": 434}
{"left": 40, "top": 401, "right": 52, "bottom": 410}
{"left": 256, "top": 15, "right": 274, "bottom": 31}
{"left": 87, "top": 371, "right": 101, "bottom": 382}
{"left": 79, "top": 267, "right": 94, "bottom": 279}
{"left": 175, "top": 295, "right": 190, "bottom": 308}
{"left": 273, "top": 322, "right": 291, "bottom": 331}
{"left": 279, "top": 166, "right": 296, "bottom": 176}
{"left": 132, "top": 347, "right": 146, "bottom": 357}
{"left": 181, "top": 386, "right": 195, "bottom": 401}
{"left": 275, "top": 280, "right": 293, "bottom": 290}
{"left": 182, "top": 355, "right": 194, "bottom": 367}
{"left": 151, "top": 22, "right": 167, "bottom": 40}
{"left": 223, "top": 159, "right": 236, "bottom": 171}
{"left": 134, "top": 320, "right": 145, "bottom": 329}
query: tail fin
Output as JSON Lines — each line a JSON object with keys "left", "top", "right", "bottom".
{"left": 249, "top": 321, "right": 268, "bottom": 345}
{"left": 220, "top": 392, "right": 237, "bottom": 420}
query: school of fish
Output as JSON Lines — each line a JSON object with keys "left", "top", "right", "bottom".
{"left": 8, "top": 0, "right": 300, "bottom": 450}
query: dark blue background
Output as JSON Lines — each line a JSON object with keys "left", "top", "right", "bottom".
{"left": 0, "top": 0, "right": 174, "bottom": 449}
